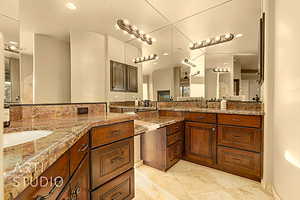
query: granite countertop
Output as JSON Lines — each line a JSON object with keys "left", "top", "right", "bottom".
{"left": 3, "top": 112, "right": 136, "bottom": 200}
{"left": 110, "top": 105, "right": 157, "bottom": 110}
{"left": 158, "top": 107, "right": 264, "bottom": 116}
{"left": 134, "top": 116, "right": 184, "bottom": 135}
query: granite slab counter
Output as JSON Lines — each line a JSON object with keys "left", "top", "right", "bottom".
{"left": 110, "top": 105, "right": 157, "bottom": 111}
{"left": 158, "top": 107, "right": 264, "bottom": 116}
{"left": 3, "top": 112, "right": 136, "bottom": 200}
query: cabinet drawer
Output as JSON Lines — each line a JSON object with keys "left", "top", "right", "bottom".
{"left": 167, "top": 141, "right": 182, "bottom": 169}
{"left": 218, "top": 114, "right": 261, "bottom": 128}
{"left": 91, "top": 138, "right": 134, "bottom": 189}
{"left": 166, "top": 122, "right": 184, "bottom": 135}
{"left": 218, "top": 126, "right": 261, "bottom": 152}
{"left": 167, "top": 131, "right": 183, "bottom": 146}
{"left": 217, "top": 146, "right": 261, "bottom": 180}
{"left": 91, "top": 169, "right": 134, "bottom": 200}
{"left": 91, "top": 121, "right": 134, "bottom": 148}
{"left": 70, "top": 133, "right": 89, "bottom": 175}
{"left": 16, "top": 153, "right": 70, "bottom": 200}
{"left": 184, "top": 112, "right": 217, "bottom": 124}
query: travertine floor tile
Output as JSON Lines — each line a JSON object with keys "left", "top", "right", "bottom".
{"left": 134, "top": 160, "right": 273, "bottom": 200}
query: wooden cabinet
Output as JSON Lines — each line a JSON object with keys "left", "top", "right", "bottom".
{"left": 218, "top": 125, "right": 261, "bottom": 152}
{"left": 111, "top": 61, "right": 127, "bottom": 91}
{"left": 110, "top": 60, "right": 138, "bottom": 93}
{"left": 141, "top": 122, "right": 184, "bottom": 171}
{"left": 218, "top": 114, "right": 262, "bottom": 128}
{"left": 70, "top": 133, "right": 89, "bottom": 175}
{"left": 91, "top": 121, "right": 134, "bottom": 148}
{"left": 184, "top": 122, "right": 217, "bottom": 166}
{"left": 16, "top": 153, "right": 70, "bottom": 200}
{"left": 217, "top": 146, "right": 261, "bottom": 181}
{"left": 184, "top": 112, "right": 217, "bottom": 124}
{"left": 91, "top": 138, "right": 134, "bottom": 189}
{"left": 127, "top": 66, "right": 138, "bottom": 92}
{"left": 91, "top": 169, "right": 135, "bottom": 200}
{"left": 56, "top": 186, "right": 71, "bottom": 200}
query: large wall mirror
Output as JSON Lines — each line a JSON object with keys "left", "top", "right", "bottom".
{"left": 1, "top": 0, "right": 264, "bottom": 106}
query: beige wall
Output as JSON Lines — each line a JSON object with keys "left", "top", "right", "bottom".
{"left": 10, "top": 58, "right": 19, "bottom": 102}
{"left": 270, "top": 0, "right": 300, "bottom": 199}
{"left": 0, "top": 33, "right": 4, "bottom": 200}
{"left": 106, "top": 36, "right": 142, "bottom": 101}
{"left": 20, "top": 54, "right": 33, "bottom": 103}
{"left": 34, "top": 34, "right": 71, "bottom": 103}
{"left": 70, "top": 32, "right": 106, "bottom": 103}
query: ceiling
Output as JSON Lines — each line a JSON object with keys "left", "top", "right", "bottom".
{"left": 0, "top": 0, "right": 262, "bottom": 74}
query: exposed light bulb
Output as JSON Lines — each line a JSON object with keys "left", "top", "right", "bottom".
{"left": 152, "top": 38, "right": 156, "bottom": 42}
{"left": 66, "top": 2, "right": 77, "bottom": 10}
{"left": 235, "top": 33, "right": 243, "bottom": 38}
{"left": 145, "top": 34, "right": 150, "bottom": 39}
{"left": 130, "top": 35, "right": 135, "bottom": 38}
{"left": 123, "top": 19, "right": 130, "bottom": 25}
{"left": 206, "top": 38, "right": 211, "bottom": 43}
{"left": 215, "top": 36, "right": 221, "bottom": 41}
{"left": 123, "top": 30, "right": 128, "bottom": 34}
{"left": 132, "top": 25, "right": 137, "bottom": 30}
{"left": 225, "top": 33, "right": 231, "bottom": 39}
{"left": 189, "top": 43, "right": 194, "bottom": 48}
{"left": 140, "top": 30, "right": 145, "bottom": 35}
{"left": 9, "top": 45, "right": 17, "bottom": 50}
{"left": 114, "top": 24, "right": 120, "bottom": 30}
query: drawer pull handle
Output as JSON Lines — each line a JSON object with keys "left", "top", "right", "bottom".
{"left": 111, "top": 192, "right": 122, "bottom": 200}
{"left": 233, "top": 135, "right": 241, "bottom": 138}
{"left": 78, "top": 144, "right": 88, "bottom": 152}
{"left": 110, "top": 130, "right": 121, "bottom": 137}
{"left": 36, "top": 177, "right": 63, "bottom": 200}
{"left": 111, "top": 156, "right": 124, "bottom": 164}
{"left": 232, "top": 158, "right": 241, "bottom": 162}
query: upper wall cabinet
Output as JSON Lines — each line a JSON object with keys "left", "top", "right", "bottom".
{"left": 127, "top": 66, "right": 138, "bottom": 92}
{"left": 110, "top": 60, "right": 138, "bottom": 92}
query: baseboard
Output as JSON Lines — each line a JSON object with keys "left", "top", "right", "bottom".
{"left": 261, "top": 180, "right": 281, "bottom": 200}
{"left": 272, "top": 186, "right": 281, "bottom": 200}
{"left": 134, "top": 160, "right": 144, "bottom": 168}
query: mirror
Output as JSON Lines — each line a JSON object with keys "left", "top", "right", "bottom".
{"left": 2, "top": 0, "right": 263, "bottom": 106}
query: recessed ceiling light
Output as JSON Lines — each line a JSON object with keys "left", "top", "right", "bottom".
{"left": 235, "top": 33, "right": 243, "bottom": 38}
{"left": 163, "top": 52, "right": 169, "bottom": 56}
{"left": 66, "top": 2, "right": 77, "bottom": 10}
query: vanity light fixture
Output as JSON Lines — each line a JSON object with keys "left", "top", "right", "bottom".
{"left": 133, "top": 54, "right": 159, "bottom": 64}
{"left": 189, "top": 33, "right": 237, "bottom": 50}
{"left": 182, "top": 58, "right": 197, "bottom": 68}
{"left": 163, "top": 52, "right": 169, "bottom": 56}
{"left": 4, "top": 41, "right": 19, "bottom": 53}
{"left": 115, "top": 19, "right": 156, "bottom": 45}
{"left": 213, "top": 67, "right": 230, "bottom": 73}
{"left": 66, "top": 2, "right": 77, "bottom": 10}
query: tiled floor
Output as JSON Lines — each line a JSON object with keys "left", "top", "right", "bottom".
{"left": 134, "top": 160, "right": 273, "bottom": 200}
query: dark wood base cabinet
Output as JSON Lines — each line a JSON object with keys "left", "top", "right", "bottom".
{"left": 142, "top": 122, "right": 184, "bottom": 171}
{"left": 160, "top": 111, "right": 263, "bottom": 182}
{"left": 16, "top": 121, "right": 135, "bottom": 200}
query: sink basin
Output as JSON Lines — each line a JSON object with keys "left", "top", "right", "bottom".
{"left": 3, "top": 130, "right": 53, "bottom": 148}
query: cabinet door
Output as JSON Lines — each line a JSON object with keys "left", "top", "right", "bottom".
{"left": 184, "top": 122, "right": 216, "bottom": 166}
{"left": 111, "top": 61, "right": 127, "bottom": 91}
{"left": 127, "top": 65, "right": 138, "bottom": 92}
{"left": 91, "top": 138, "right": 134, "bottom": 189}
{"left": 57, "top": 186, "right": 71, "bottom": 200}
{"left": 70, "top": 155, "right": 89, "bottom": 200}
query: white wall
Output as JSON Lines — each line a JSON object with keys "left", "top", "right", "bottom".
{"left": 0, "top": 33, "right": 4, "bottom": 200}
{"left": 152, "top": 67, "right": 174, "bottom": 101}
{"left": 70, "top": 32, "right": 106, "bottom": 102}
{"left": 106, "top": 36, "right": 142, "bottom": 101}
{"left": 20, "top": 54, "right": 33, "bottom": 103}
{"left": 34, "top": 34, "right": 71, "bottom": 103}
{"left": 270, "top": 1, "right": 300, "bottom": 199}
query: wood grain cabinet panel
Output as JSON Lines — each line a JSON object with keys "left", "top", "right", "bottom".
{"left": 218, "top": 125, "right": 261, "bottom": 152}
{"left": 91, "top": 169, "right": 135, "bottom": 200}
{"left": 166, "top": 122, "right": 184, "bottom": 135}
{"left": 111, "top": 61, "right": 127, "bottom": 91}
{"left": 70, "top": 133, "right": 89, "bottom": 175}
{"left": 218, "top": 114, "right": 262, "bottom": 128}
{"left": 56, "top": 185, "right": 70, "bottom": 200}
{"left": 184, "top": 122, "right": 217, "bottom": 166}
{"left": 126, "top": 66, "right": 138, "bottom": 92}
{"left": 70, "top": 155, "right": 90, "bottom": 200}
{"left": 91, "top": 121, "right": 134, "bottom": 148}
{"left": 16, "top": 153, "right": 70, "bottom": 200}
{"left": 217, "top": 146, "right": 261, "bottom": 180}
{"left": 184, "top": 112, "right": 217, "bottom": 124}
{"left": 91, "top": 138, "right": 134, "bottom": 189}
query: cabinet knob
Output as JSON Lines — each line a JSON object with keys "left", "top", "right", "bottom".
{"left": 212, "top": 128, "right": 216, "bottom": 132}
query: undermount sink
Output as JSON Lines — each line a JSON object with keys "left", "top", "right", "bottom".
{"left": 3, "top": 130, "right": 53, "bottom": 148}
